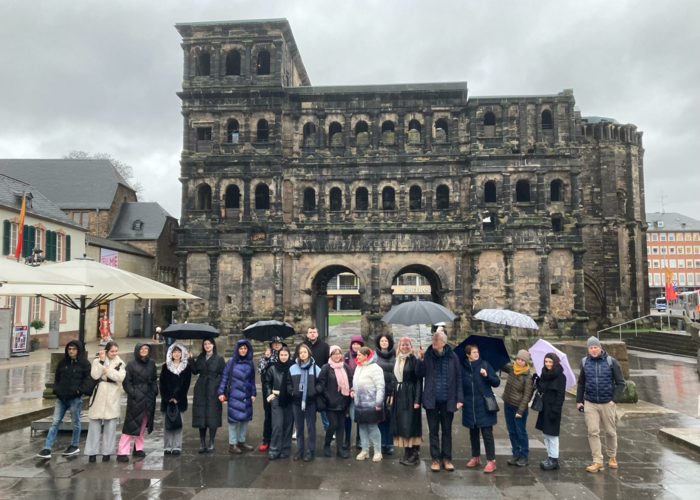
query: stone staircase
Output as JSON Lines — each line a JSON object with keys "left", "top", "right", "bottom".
{"left": 623, "top": 331, "right": 698, "bottom": 357}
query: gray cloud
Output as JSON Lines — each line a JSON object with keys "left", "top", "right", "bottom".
{"left": 1, "top": 0, "right": 697, "bottom": 219}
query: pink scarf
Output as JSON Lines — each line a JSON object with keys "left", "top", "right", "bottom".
{"left": 328, "top": 345, "right": 351, "bottom": 396}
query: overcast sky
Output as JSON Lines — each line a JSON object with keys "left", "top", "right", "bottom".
{"left": 1, "top": 0, "right": 697, "bottom": 220}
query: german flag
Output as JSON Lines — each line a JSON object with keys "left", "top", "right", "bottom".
{"left": 14, "top": 193, "right": 25, "bottom": 260}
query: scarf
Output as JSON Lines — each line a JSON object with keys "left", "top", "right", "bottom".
{"left": 166, "top": 343, "right": 189, "bottom": 375}
{"left": 357, "top": 349, "right": 374, "bottom": 366}
{"left": 513, "top": 363, "right": 529, "bottom": 377}
{"left": 394, "top": 351, "right": 412, "bottom": 384}
{"left": 299, "top": 358, "right": 314, "bottom": 411}
{"left": 275, "top": 357, "right": 294, "bottom": 372}
{"left": 328, "top": 345, "right": 350, "bottom": 396}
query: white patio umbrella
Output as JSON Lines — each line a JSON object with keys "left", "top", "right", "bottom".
{"left": 0, "top": 258, "right": 199, "bottom": 343}
{"left": 0, "top": 258, "right": 88, "bottom": 286}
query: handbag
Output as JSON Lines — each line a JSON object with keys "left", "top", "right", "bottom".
{"left": 473, "top": 372, "right": 500, "bottom": 413}
{"left": 531, "top": 391, "right": 544, "bottom": 412}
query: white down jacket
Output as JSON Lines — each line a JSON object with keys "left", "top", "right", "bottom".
{"left": 87, "top": 355, "right": 126, "bottom": 420}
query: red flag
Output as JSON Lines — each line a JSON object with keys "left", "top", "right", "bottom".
{"left": 664, "top": 267, "right": 677, "bottom": 301}
{"left": 14, "top": 194, "right": 26, "bottom": 260}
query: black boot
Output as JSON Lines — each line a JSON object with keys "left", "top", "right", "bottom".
{"left": 323, "top": 444, "right": 332, "bottom": 457}
{"left": 541, "top": 457, "right": 559, "bottom": 471}
{"left": 337, "top": 442, "right": 349, "bottom": 459}
{"left": 405, "top": 446, "right": 420, "bottom": 465}
{"left": 198, "top": 429, "right": 207, "bottom": 453}
{"left": 507, "top": 455, "right": 520, "bottom": 466}
{"left": 207, "top": 428, "right": 216, "bottom": 453}
{"left": 342, "top": 437, "right": 350, "bottom": 451}
{"left": 399, "top": 447, "right": 409, "bottom": 465}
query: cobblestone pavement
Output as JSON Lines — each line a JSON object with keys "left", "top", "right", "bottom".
{"left": 1, "top": 324, "right": 700, "bottom": 499}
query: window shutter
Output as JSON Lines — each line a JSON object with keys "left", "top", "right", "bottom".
{"left": 22, "top": 225, "right": 30, "bottom": 258}
{"left": 47, "top": 231, "right": 55, "bottom": 261}
{"left": 2, "top": 220, "right": 9, "bottom": 256}
{"left": 65, "top": 235, "right": 71, "bottom": 261}
{"left": 50, "top": 231, "right": 57, "bottom": 261}
{"left": 28, "top": 226, "right": 36, "bottom": 256}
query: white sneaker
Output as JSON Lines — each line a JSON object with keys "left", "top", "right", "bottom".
{"left": 356, "top": 450, "right": 369, "bottom": 461}
{"left": 373, "top": 452, "right": 383, "bottom": 462}
{"left": 292, "top": 431, "right": 296, "bottom": 441}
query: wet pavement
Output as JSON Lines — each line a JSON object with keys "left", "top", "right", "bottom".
{"left": 2, "top": 325, "right": 700, "bottom": 498}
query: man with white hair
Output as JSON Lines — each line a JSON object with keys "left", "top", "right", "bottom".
{"left": 416, "top": 331, "right": 463, "bottom": 472}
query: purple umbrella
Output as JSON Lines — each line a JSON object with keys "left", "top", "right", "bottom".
{"left": 529, "top": 339, "right": 577, "bottom": 389}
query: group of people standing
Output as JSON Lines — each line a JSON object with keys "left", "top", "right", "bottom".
{"left": 36, "top": 330, "right": 626, "bottom": 475}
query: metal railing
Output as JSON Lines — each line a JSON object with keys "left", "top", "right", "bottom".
{"left": 597, "top": 313, "right": 671, "bottom": 341}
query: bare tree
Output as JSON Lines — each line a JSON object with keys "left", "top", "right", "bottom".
{"left": 63, "top": 150, "right": 144, "bottom": 198}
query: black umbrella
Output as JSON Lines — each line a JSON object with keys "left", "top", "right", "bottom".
{"left": 162, "top": 323, "right": 220, "bottom": 340}
{"left": 456, "top": 335, "right": 510, "bottom": 371}
{"left": 243, "top": 320, "right": 295, "bottom": 342}
{"left": 381, "top": 301, "right": 457, "bottom": 348}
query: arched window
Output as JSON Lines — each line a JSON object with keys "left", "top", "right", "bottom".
{"left": 257, "top": 119, "right": 269, "bottom": 142}
{"left": 434, "top": 119, "right": 448, "bottom": 143}
{"left": 226, "top": 50, "right": 241, "bottom": 76}
{"left": 355, "top": 121, "right": 369, "bottom": 146}
{"left": 196, "top": 52, "right": 210, "bottom": 76}
{"left": 197, "top": 184, "right": 212, "bottom": 210}
{"left": 484, "top": 181, "right": 497, "bottom": 203}
{"left": 355, "top": 187, "right": 369, "bottom": 211}
{"left": 329, "top": 187, "right": 343, "bottom": 212}
{"left": 255, "top": 184, "right": 270, "bottom": 210}
{"left": 542, "top": 110, "right": 553, "bottom": 130}
{"left": 303, "top": 188, "right": 316, "bottom": 212}
{"left": 303, "top": 122, "right": 316, "bottom": 145}
{"left": 408, "top": 119, "right": 421, "bottom": 144}
{"left": 227, "top": 120, "right": 239, "bottom": 143}
{"left": 381, "top": 121, "right": 395, "bottom": 144}
{"left": 257, "top": 51, "right": 270, "bottom": 75}
{"left": 484, "top": 112, "right": 496, "bottom": 138}
{"left": 516, "top": 180, "right": 531, "bottom": 202}
{"left": 436, "top": 185, "right": 450, "bottom": 209}
{"left": 550, "top": 179, "right": 563, "bottom": 202}
{"left": 329, "top": 122, "right": 343, "bottom": 147}
{"left": 409, "top": 185, "right": 422, "bottom": 210}
{"left": 225, "top": 185, "right": 240, "bottom": 209}
{"left": 382, "top": 186, "right": 396, "bottom": 211}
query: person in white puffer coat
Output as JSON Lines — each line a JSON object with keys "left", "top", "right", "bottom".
{"left": 351, "top": 346, "right": 385, "bottom": 462}
{"left": 84, "top": 341, "right": 126, "bottom": 462}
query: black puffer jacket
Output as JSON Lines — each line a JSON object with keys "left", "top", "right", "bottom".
{"left": 263, "top": 358, "right": 294, "bottom": 407}
{"left": 316, "top": 363, "right": 353, "bottom": 411}
{"left": 375, "top": 334, "right": 396, "bottom": 399}
{"left": 390, "top": 354, "right": 422, "bottom": 438}
{"left": 53, "top": 340, "right": 91, "bottom": 401}
{"left": 189, "top": 351, "right": 225, "bottom": 429}
{"left": 122, "top": 343, "right": 158, "bottom": 436}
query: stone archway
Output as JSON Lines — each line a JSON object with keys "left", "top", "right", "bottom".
{"left": 584, "top": 273, "right": 606, "bottom": 335}
{"left": 389, "top": 264, "right": 444, "bottom": 304}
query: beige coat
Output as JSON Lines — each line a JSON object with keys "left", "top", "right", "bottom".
{"left": 88, "top": 355, "right": 126, "bottom": 420}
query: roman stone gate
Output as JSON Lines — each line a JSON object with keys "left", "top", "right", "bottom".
{"left": 174, "top": 19, "right": 649, "bottom": 340}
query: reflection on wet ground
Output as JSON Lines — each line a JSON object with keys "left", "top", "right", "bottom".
{"left": 0, "top": 364, "right": 51, "bottom": 405}
{"left": 2, "top": 328, "right": 700, "bottom": 499}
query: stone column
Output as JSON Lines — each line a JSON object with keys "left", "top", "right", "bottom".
{"left": 242, "top": 177, "right": 251, "bottom": 222}
{"left": 243, "top": 113, "right": 251, "bottom": 145}
{"left": 212, "top": 42, "right": 221, "bottom": 85}
{"left": 371, "top": 179, "right": 379, "bottom": 221}
{"left": 175, "top": 250, "right": 189, "bottom": 318}
{"left": 318, "top": 180, "right": 326, "bottom": 221}
{"left": 207, "top": 250, "right": 221, "bottom": 322}
{"left": 179, "top": 177, "right": 189, "bottom": 222}
{"left": 213, "top": 115, "right": 222, "bottom": 155}
{"left": 501, "top": 103, "right": 510, "bottom": 144}
{"left": 274, "top": 111, "right": 283, "bottom": 152}
{"left": 569, "top": 102, "right": 577, "bottom": 142}
{"left": 503, "top": 173, "right": 512, "bottom": 213}
{"left": 274, "top": 41, "right": 283, "bottom": 82}
{"left": 424, "top": 111, "right": 433, "bottom": 151}
{"left": 290, "top": 251, "right": 302, "bottom": 312}
{"left": 535, "top": 102, "right": 543, "bottom": 143}
{"left": 468, "top": 172, "right": 478, "bottom": 213}
{"left": 503, "top": 248, "right": 514, "bottom": 311}
{"left": 536, "top": 170, "right": 546, "bottom": 212}
{"left": 572, "top": 247, "right": 586, "bottom": 316}
{"left": 537, "top": 247, "right": 550, "bottom": 317}
{"left": 371, "top": 111, "right": 380, "bottom": 150}
{"left": 211, "top": 181, "right": 221, "bottom": 221}
{"left": 397, "top": 112, "right": 405, "bottom": 153}
{"left": 467, "top": 249, "right": 481, "bottom": 314}
{"left": 344, "top": 181, "right": 352, "bottom": 213}
{"left": 454, "top": 251, "right": 465, "bottom": 312}
{"left": 552, "top": 103, "right": 560, "bottom": 144}
{"left": 318, "top": 112, "right": 326, "bottom": 149}
{"left": 274, "top": 176, "right": 283, "bottom": 221}
{"left": 451, "top": 109, "right": 461, "bottom": 152}
{"left": 245, "top": 43, "right": 252, "bottom": 82}
{"left": 398, "top": 176, "right": 407, "bottom": 222}
{"left": 518, "top": 101, "right": 528, "bottom": 151}
{"left": 181, "top": 44, "right": 190, "bottom": 81}
{"left": 273, "top": 250, "right": 284, "bottom": 318}
{"left": 371, "top": 252, "right": 380, "bottom": 311}
{"left": 240, "top": 249, "right": 253, "bottom": 318}
{"left": 425, "top": 177, "right": 434, "bottom": 221}
{"left": 181, "top": 111, "right": 190, "bottom": 152}
{"left": 343, "top": 115, "right": 351, "bottom": 155}
{"left": 571, "top": 168, "right": 581, "bottom": 210}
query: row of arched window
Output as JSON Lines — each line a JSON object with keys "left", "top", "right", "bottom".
{"left": 195, "top": 179, "right": 566, "bottom": 212}
{"left": 194, "top": 50, "right": 270, "bottom": 77}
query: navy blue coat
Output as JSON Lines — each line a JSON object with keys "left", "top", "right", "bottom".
{"left": 415, "top": 344, "right": 464, "bottom": 412}
{"left": 217, "top": 340, "right": 256, "bottom": 423}
{"left": 461, "top": 357, "right": 500, "bottom": 429}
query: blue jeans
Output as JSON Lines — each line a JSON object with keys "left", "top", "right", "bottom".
{"left": 45, "top": 397, "right": 82, "bottom": 450}
{"left": 504, "top": 404, "right": 529, "bottom": 458}
{"left": 321, "top": 410, "right": 328, "bottom": 431}
{"left": 358, "top": 423, "right": 381, "bottom": 453}
{"left": 228, "top": 421, "right": 249, "bottom": 445}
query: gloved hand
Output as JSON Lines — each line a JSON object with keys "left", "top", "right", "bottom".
{"left": 266, "top": 394, "right": 276, "bottom": 403}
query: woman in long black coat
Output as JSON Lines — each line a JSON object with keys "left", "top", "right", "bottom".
{"left": 117, "top": 343, "right": 157, "bottom": 462}
{"left": 390, "top": 336, "right": 422, "bottom": 466}
{"left": 188, "top": 338, "right": 225, "bottom": 453}
{"left": 534, "top": 352, "right": 567, "bottom": 471}
{"left": 375, "top": 333, "right": 395, "bottom": 454}
{"left": 159, "top": 343, "right": 192, "bottom": 455}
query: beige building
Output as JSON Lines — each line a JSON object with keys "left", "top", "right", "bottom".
{"left": 0, "top": 175, "right": 87, "bottom": 347}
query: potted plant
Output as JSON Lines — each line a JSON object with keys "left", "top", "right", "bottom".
{"left": 30, "top": 319, "right": 45, "bottom": 352}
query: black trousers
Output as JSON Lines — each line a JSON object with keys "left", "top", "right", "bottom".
{"left": 469, "top": 425, "right": 495, "bottom": 461}
{"left": 325, "top": 410, "right": 345, "bottom": 447}
{"left": 262, "top": 398, "right": 272, "bottom": 444}
{"left": 426, "top": 402, "right": 453, "bottom": 460}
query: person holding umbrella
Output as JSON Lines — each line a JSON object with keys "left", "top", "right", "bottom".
{"left": 218, "top": 339, "right": 257, "bottom": 454}
{"left": 534, "top": 352, "right": 567, "bottom": 471}
{"left": 501, "top": 350, "right": 534, "bottom": 467}
{"left": 188, "top": 338, "right": 225, "bottom": 453}
{"left": 257, "top": 336, "right": 287, "bottom": 453}
{"left": 461, "top": 344, "right": 501, "bottom": 473}
{"left": 416, "top": 331, "right": 463, "bottom": 472}
{"left": 390, "top": 336, "right": 423, "bottom": 466}
{"left": 159, "top": 343, "right": 192, "bottom": 455}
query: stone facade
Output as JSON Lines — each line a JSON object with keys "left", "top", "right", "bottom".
{"left": 174, "top": 19, "right": 648, "bottom": 338}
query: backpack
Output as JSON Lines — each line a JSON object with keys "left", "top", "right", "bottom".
{"left": 581, "top": 356, "right": 613, "bottom": 368}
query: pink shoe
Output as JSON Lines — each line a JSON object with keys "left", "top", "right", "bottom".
{"left": 483, "top": 460, "right": 497, "bottom": 473}
{"left": 466, "top": 457, "right": 481, "bottom": 468}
